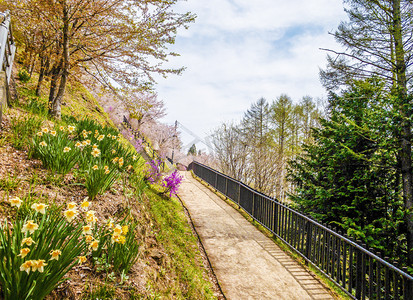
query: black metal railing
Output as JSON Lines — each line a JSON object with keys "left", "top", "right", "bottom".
{"left": 188, "top": 161, "right": 413, "bottom": 300}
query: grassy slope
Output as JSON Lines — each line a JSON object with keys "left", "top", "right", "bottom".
{"left": 1, "top": 70, "right": 217, "bottom": 299}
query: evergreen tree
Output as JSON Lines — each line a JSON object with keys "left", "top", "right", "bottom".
{"left": 320, "top": 0, "right": 413, "bottom": 266}
{"left": 288, "top": 79, "right": 407, "bottom": 263}
{"left": 188, "top": 144, "right": 197, "bottom": 156}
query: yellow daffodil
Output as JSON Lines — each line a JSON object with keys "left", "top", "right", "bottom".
{"left": 50, "top": 130, "right": 57, "bottom": 136}
{"left": 68, "top": 125, "right": 75, "bottom": 133}
{"left": 36, "top": 131, "right": 43, "bottom": 137}
{"left": 18, "top": 248, "right": 30, "bottom": 259}
{"left": 22, "top": 220, "right": 39, "bottom": 234}
{"left": 111, "top": 135, "right": 116, "bottom": 140}
{"left": 81, "top": 198, "right": 90, "bottom": 210}
{"left": 132, "top": 155, "right": 137, "bottom": 161}
{"left": 112, "top": 149, "right": 116, "bottom": 154}
{"left": 67, "top": 202, "right": 77, "bottom": 209}
{"left": 104, "top": 169, "right": 110, "bottom": 174}
{"left": 118, "top": 235, "right": 126, "bottom": 244}
{"left": 111, "top": 232, "right": 121, "bottom": 244}
{"left": 21, "top": 237, "right": 35, "bottom": 246}
{"left": 63, "top": 208, "right": 79, "bottom": 222}
{"left": 39, "top": 141, "right": 47, "bottom": 147}
{"left": 94, "top": 130, "right": 99, "bottom": 138}
{"left": 106, "top": 219, "right": 114, "bottom": 229}
{"left": 104, "top": 165, "right": 109, "bottom": 170}
{"left": 82, "top": 140, "right": 88, "bottom": 146}
{"left": 9, "top": 196, "right": 22, "bottom": 208}
{"left": 86, "top": 211, "right": 97, "bottom": 224}
{"left": 122, "top": 225, "right": 129, "bottom": 235}
{"left": 85, "top": 235, "right": 94, "bottom": 243}
{"left": 20, "top": 260, "right": 33, "bottom": 274}
{"left": 82, "top": 225, "right": 93, "bottom": 235}
{"left": 32, "top": 259, "right": 47, "bottom": 272}
{"left": 114, "top": 224, "right": 122, "bottom": 235}
{"left": 41, "top": 127, "right": 49, "bottom": 133}
{"left": 97, "top": 134, "right": 105, "bottom": 141}
{"left": 118, "top": 157, "right": 124, "bottom": 167}
{"left": 127, "top": 165, "right": 133, "bottom": 170}
{"left": 92, "top": 165, "right": 98, "bottom": 171}
{"left": 78, "top": 256, "right": 87, "bottom": 264}
{"left": 85, "top": 139, "right": 91, "bottom": 145}
{"left": 89, "top": 239, "right": 99, "bottom": 251}
{"left": 49, "top": 249, "right": 62, "bottom": 261}
{"left": 108, "top": 134, "right": 112, "bottom": 137}
{"left": 75, "top": 141, "right": 82, "bottom": 148}
{"left": 91, "top": 148, "right": 101, "bottom": 157}
{"left": 92, "top": 144, "right": 98, "bottom": 149}
{"left": 59, "top": 126, "right": 65, "bottom": 131}
{"left": 31, "top": 203, "right": 48, "bottom": 214}
{"left": 112, "top": 157, "right": 119, "bottom": 163}
{"left": 63, "top": 146, "right": 71, "bottom": 153}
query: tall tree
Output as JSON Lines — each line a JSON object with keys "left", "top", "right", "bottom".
{"left": 211, "top": 123, "right": 249, "bottom": 182}
{"left": 238, "top": 98, "right": 277, "bottom": 193}
{"left": 4, "top": 0, "right": 195, "bottom": 118}
{"left": 288, "top": 79, "right": 406, "bottom": 263}
{"left": 320, "top": 0, "right": 413, "bottom": 266}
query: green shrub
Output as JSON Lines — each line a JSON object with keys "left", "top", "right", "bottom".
{"left": 17, "top": 69, "right": 30, "bottom": 83}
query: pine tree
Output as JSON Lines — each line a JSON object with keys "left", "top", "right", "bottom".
{"left": 288, "top": 79, "right": 407, "bottom": 263}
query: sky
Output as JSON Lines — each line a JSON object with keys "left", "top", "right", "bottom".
{"left": 155, "top": 0, "right": 348, "bottom": 152}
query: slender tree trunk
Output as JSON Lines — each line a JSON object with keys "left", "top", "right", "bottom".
{"left": 36, "top": 55, "right": 49, "bottom": 97}
{"left": 393, "top": 0, "right": 413, "bottom": 266}
{"left": 49, "top": 1, "right": 69, "bottom": 119}
{"left": 48, "top": 62, "right": 62, "bottom": 113}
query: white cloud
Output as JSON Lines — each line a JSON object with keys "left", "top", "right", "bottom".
{"left": 155, "top": 0, "right": 348, "bottom": 147}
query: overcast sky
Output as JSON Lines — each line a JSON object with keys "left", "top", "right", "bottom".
{"left": 155, "top": 0, "right": 348, "bottom": 151}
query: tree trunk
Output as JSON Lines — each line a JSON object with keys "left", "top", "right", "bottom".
{"left": 392, "top": 0, "right": 413, "bottom": 266}
{"left": 36, "top": 55, "right": 49, "bottom": 97}
{"left": 49, "top": 1, "right": 69, "bottom": 119}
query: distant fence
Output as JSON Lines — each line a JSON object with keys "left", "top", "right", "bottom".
{"left": 0, "top": 10, "right": 16, "bottom": 125}
{"left": 122, "top": 116, "right": 165, "bottom": 170}
{"left": 188, "top": 161, "right": 413, "bottom": 300}
{"left": 0, "top": 10, "right": 15, "bottom": 84}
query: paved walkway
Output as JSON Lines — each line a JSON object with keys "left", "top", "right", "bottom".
{"left": 178, "top": 171, "right": 337, "bottom": 300}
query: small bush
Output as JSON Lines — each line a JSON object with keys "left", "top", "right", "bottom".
{"left": 17, "top": 69, "right": 30, "bottom": 82}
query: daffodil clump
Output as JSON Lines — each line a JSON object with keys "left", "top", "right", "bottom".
{"left": 32, "top": 124, "right": 80, "bottom": 174}
{"left": 90, "top": 216, "right": 140, "bottom": 274}
{"left": 30, "top": 118, "right": 143, "bottom": 200}
{"left": 0, "top": 197, "right": 87, "bottom": 299}
{"left": 0, "top": 196, "right": 140, "bottom": 299}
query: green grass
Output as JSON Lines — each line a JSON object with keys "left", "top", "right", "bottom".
{"left": 145, "top": 187, "right": 216, "bottom": 299}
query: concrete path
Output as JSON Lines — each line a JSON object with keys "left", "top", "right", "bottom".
{"left": 178, "top": 171, "right": 337, "bottom": 300}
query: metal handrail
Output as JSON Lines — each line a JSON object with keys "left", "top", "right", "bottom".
{"left": 0, "top": 10, "right": 16, "bottom": 84}
{"left": 189, "top": 160, "right": 413, "bottom": 300}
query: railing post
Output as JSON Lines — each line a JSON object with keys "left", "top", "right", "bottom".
{"left": 305, "top": 220, "right": 311, "bottom": 266}
{"left": 252, "top": 193, "right": 255, "bottom": 218}
{"left": 237, "top": 183, "right": 241, "bottom": 209}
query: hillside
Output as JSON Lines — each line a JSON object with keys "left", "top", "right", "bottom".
{"left": 0, "top": 68, "right": 221, "bottom": 299}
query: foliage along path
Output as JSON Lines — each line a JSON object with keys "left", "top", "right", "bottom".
{"left": 178, "top": 171, "right": 337, "bottom": 300}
